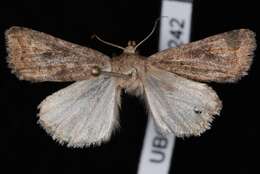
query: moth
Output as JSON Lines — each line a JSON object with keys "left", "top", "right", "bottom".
{"left": 5, "top": 25, "right": 256, "bottom": 147}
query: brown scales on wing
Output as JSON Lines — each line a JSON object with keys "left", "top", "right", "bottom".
{"left": 5, "top": 26, "right": 111, "bottom": 82}
{"left": 4, "top": 26, "right": 257, "bottom": 143}
{"left": 149, "top": 29, "right": 256, "bottom": 82}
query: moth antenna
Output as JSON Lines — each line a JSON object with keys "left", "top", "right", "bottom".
{"left": 101, "top": 71, "right": 132, "bottom": 79}
{"left": 92, "top": 34, "right": 125, "bottom": 50}
{"left": 134, "top": 16, "right": 168, "bottom": 50}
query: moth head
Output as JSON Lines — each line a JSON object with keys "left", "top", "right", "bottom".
{"left": 123, "top": 40, "right": 137, "bottom": 54}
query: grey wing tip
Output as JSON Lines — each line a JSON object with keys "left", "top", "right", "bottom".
{"left": 5, "top": 27, "right": 24, "bottom": 81}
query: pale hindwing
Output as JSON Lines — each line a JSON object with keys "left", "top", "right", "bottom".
{"left": 38, "top": 75, "right": 121, "bottom": 147}
{"left": 5, "top": 26, "right": 111, "bottom": 82}
{"left": 143, "top": 67, "right": 222, "bottom": 137}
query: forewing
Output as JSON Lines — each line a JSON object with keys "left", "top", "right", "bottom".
{"left": 148, "top": 29, "right": 256, "bottom": 82}
{"left": 38, "top": 75, "right": 121, "bottom": 147}
{"left": 5, "top": 26, "right": 111, "bottom": 82}
{"left": 143, "top": 66, "right": 222, "bottom": 137}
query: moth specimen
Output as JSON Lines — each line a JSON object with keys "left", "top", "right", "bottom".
{"left": 5, "top": 26, "right": 256, "bottom": 147}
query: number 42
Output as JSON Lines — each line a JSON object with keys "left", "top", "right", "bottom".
{"left": 168, "top": 18, "right": 185, "bottom": 48}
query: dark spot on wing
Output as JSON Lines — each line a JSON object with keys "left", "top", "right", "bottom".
{"left": 224, "top": 30, "right": 241, "bottom": 50}
{"left": 194, "top": 107, "right": 202, "bottom": 114}
{"left": 40, "top": 52, "right": 53, "bottom": 59}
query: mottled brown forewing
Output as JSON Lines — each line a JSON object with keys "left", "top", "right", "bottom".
{"left": 5, "top": 26, "right": 111, "bottom": 82}
{"left": 4, "top": 26, "right": 257, "bottom": 147}
{"left": 148, "top": 29, "right": 256, "bottom": 82}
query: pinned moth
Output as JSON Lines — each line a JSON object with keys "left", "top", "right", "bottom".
{"left": 5, "top": 23, "right": 256, "bottom": 147}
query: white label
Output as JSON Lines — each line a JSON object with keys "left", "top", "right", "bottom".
{"left": 159, "top": 0, "right": 193, "bottom": 50}
{"left": 138, "top": 117, "right": 176, "bottom": 174}
{"left": 137, "top": 1, "right": 193, "bottom": 174}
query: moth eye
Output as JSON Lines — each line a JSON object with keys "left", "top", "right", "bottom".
{"left": 194, "top": 107, "right": 202, "bottom": 114}
{"left": 91, "top": 66, "right": 101, "bottom": 76}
